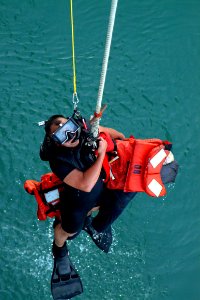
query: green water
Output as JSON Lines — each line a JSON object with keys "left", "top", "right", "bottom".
{"left": 0, "top": 0, "right": 200, "bottom": 299}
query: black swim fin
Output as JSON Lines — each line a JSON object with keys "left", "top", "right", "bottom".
{"left": 51, "top": 254, "right": 83, "bottom": 299}
{"left": 83, "top": 216, "right": 112, "bottom": 253}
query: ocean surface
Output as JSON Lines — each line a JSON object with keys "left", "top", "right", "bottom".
{"left": 0, "top": 0, "right": 200, "bottom": 299}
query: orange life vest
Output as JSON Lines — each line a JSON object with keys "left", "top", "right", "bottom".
{"left": 24, "top": 173, "right": 63, "bottom": 220}
{"left": 105, "top": 137, "right": 171, "bottom": 197}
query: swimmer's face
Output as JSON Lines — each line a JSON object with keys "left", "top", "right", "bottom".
{"left": 50, "top": 117, "right": 80, "bottom": 148}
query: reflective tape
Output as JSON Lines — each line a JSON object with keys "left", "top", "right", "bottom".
{"left": 148, "top": 179, "right": 163, "bottom": 197}
{"left": 150, "top": 149, "right": 167, "bottom": 168}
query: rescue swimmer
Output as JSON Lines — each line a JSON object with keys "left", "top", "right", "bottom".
{"left": 24, "top": 111, "right": 178, "bottom": 299}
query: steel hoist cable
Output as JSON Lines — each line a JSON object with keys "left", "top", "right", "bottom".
{"left": 91, "top": 0, "right": 118, "bottom": 137}
{"left": 69, "top": 0, "right": 118, "bottom": 131}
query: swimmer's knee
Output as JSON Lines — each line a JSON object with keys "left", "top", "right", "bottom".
{"left": 54, "top": 223, "right": 77, "bottom": 237}
{"left": 87, "top": 206, "right": 100, "bottom": 216}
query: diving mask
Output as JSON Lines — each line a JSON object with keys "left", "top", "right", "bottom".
{"left": 51, "top": 118, "right": 81, "bottom": 144}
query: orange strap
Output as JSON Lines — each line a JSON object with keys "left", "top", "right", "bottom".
{"left": 94, "top": 111, "right": 103, "bottom": 118}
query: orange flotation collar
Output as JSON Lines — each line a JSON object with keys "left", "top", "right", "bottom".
{"left": 24, "top": 173, "right": 63, "bottom": 220}
{"left": 105, "top": 137, "right": 171, "bottom": 197}
{"left": 125, "top": 138, "right": 170, "bottom": 196}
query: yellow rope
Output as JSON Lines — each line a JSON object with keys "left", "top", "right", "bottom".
{"left": 70, "top": 0, "right": 77, "bottom": 94}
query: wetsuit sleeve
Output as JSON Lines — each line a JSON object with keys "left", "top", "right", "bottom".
{"left": 49, "top": 159, "right": 75, "bottom": 181}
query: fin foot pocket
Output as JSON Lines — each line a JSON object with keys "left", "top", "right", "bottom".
{"left": 51, "top": 255, "right": 83, "bottom": 299}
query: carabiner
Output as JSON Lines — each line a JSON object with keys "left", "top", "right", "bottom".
{"left": 72, "top": 92, "right": 79, "bottom": 110}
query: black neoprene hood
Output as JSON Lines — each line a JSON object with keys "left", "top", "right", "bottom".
{"left": 45, "top": 114, "right": 65, "bottom": 134}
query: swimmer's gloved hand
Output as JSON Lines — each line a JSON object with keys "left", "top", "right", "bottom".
{"left": 51, "top": 242, "right": 83, "bottom": 299}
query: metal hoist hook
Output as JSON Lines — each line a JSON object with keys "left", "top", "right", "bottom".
{"left": 72, "top": 92, "right": 79, "bottom": 110}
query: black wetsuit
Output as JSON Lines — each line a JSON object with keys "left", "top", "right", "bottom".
{"left": 50, "top": 154, "right": 105, "bottom": 233}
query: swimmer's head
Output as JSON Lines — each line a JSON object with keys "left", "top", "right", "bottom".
{"left": 44, "top": 115, "right": 81, "bottom": 148}
{"left": 44, "top": 115, "right": 65, "bottom": 135}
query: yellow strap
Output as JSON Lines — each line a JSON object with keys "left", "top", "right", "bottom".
{"left": 70, "top": 0, "right": 77, "bottom": 94}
